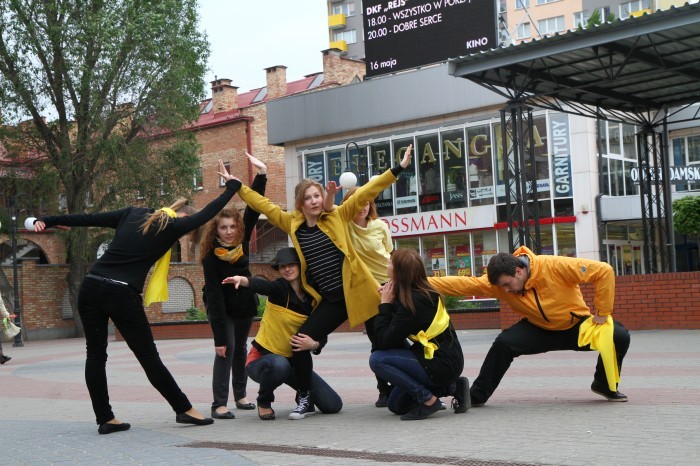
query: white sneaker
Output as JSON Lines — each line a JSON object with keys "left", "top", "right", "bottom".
{"left": 288, "top": 391, "right": 316, "bottom": 420}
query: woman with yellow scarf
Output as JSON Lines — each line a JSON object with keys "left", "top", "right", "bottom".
{"left": 199, "top": 153, "right": 266, "bottom": 419}
{"left": 370, "top": 249, "right": 468, "bottom": 420}
{"left": 33, "top": 160, "right": 237, "bottom": 434}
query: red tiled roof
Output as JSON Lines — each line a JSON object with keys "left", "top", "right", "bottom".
{"left": 192, "top": 73, "right": 325, "bottom": 129}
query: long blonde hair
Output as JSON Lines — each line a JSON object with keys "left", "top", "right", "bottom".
{"left": 199, "top": 207, "right": 244, "bottom": 262}
{"left": 140, "top": 197, "right": 188, "bottom": 235}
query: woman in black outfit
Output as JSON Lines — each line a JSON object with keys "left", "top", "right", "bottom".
{"left": 370, "top": 248, "right": 469, "bottom": 420}
{"left": 34, "top": 160, "right": 236, "bottom": 434}
{"left": 199, "top": 153, "right": 266, "bottom": 419}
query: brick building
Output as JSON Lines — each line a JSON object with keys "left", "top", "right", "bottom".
{"left": 0, "top": 49, "right": 365, "bottom": 341}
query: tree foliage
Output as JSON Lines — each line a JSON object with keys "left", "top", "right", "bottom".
{"left": 0, "top": 0, "right": 210, "bottom": 332}
{"left": 673, "top": 195, "right": 700, "bottom": 240}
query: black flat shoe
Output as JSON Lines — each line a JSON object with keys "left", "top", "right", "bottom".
{"left": 98, "top": 422, "right": 131, "bottom": 435}
{"left": 0, "top": 355, "right": 11, "bottom": 364}
{"left": 211, "top": 410, "right": 235, "bottom": 419}
{"left": 235, "top": 400, "right": 256, "bottom": 410}
{"left": 258, "top": 407, "right": 275, "bottom": 420}
{"left": 176, "top": 412, "right": 214, "bottom": 425}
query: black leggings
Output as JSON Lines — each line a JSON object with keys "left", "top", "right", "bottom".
{"left": 291, "top": 299, "right": 348, "bottom": 391}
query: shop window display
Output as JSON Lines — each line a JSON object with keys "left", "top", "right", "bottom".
{"left": 441, "top": 128, "right": 469, "bottom": 210}
{"left": 393, "top": 138, "right": 418, "bottom": 215}
{"left": 416, "top": 133, "right": 443, "bottom": 213}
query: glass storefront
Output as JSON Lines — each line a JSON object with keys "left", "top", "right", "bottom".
{"left": 299, "top": 110, "right": 578, "bottom": 278}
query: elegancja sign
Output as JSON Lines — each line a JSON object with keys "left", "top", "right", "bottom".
{"left": 629, "top": 166, "right": 700, "bottom": 184}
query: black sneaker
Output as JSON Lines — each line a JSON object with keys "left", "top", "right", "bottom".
{"left": 400, "top": 398, "right": 443, "bottom": 420}
{"left": 289, "top": 391, "right": 316, "bottom": 419}
{"left": 375, "top": 391, "right": 388, "bottom": 408}
{"left": 451, "top": 376, "right": 471, "bottom": 413}
{"left": 591, "top": 382, "right": 628, "bottom": 402}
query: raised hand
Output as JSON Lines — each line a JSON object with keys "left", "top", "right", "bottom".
{"left": 400, "top": 144, "right": 412, "bottom": 168}
{"left": 246, "top": 152, "right": 267, "bottom": 175}
{"left": 217, "top": 159, "right": 238, "bottom": 183}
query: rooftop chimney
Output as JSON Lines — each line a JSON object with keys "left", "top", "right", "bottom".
{"left": 264, "top": 66, "right": 288, "bottom": 100}
{"left": 210, "top": 78, "right": 238, "bottom": 113}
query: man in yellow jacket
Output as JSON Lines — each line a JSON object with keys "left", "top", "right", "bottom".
{"left": 429, "top": 246, "right": 630, "bottom": 407}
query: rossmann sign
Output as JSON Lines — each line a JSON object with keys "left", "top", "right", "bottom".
{"left": 382, "top": 206, "right": 495, "bottom": 237}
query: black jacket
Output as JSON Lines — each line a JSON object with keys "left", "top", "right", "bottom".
{"left": 39, "top": 180, "right": 240, "bottom": 292}
{"left": 202, "top": 174, "right": 266, "bottom": 346}
{"left": 374, "top": 290, "right": 464, "bottom": 387}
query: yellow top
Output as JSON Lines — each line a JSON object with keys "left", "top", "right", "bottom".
{"left": 348, "top": 218, "right": 393, "bottom": 284}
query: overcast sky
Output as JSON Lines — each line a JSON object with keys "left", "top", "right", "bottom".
{"left": 198, "top": 0, "right": 330, "bottom": 95}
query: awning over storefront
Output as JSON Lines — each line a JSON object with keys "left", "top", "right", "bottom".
{"left": 448, "top": 2, "right": 700, "bottom": 125}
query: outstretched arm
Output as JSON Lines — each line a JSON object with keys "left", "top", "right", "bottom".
{"left": 323, "top": 181, "right": 340, "bottom": 212}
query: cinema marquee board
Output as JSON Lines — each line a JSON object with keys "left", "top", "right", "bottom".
{"left": 362, "top": 0, "right": 498, "bottom": 78}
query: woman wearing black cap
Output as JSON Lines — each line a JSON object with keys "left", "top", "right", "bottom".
{"left": 222, "top": 247, "right": 342, "bottom": 421}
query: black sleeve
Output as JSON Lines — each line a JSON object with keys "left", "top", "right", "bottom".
{"left": 373, "top": 295, "right": 432, "bottom": 350}
{"left": 39, "top": 208, "right": 131, "bottom": 230}
{"left": 172, "top": 179, "right": 240, "bottom": 235}
{"left": 242, "top": 174, "right": 267, "bottom": 253}
{"left": 247, "top": 276, "right": 283, "bottom": 300}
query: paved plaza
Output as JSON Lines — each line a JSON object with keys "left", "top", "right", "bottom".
{"left": 1, "top": 328, "right": 699, "bottom": 465}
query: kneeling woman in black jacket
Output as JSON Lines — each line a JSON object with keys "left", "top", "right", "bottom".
{"left": 370, "top": 248, "right": 469, "bottom": 420}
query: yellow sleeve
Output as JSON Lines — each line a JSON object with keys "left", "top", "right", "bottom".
{"left": 337, "top": 170, "right": 398, "bottom": 223}
{"left": 238, "top": 185, "right": 293, "bottom": 234}
{"left": 428, "top": 274, "right": 499, "bottom": 299}
{"left": 555, "top": 258, "right": 615, "bottom": 316}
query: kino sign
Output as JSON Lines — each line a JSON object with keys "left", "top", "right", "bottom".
{"left": 629, "top": 166, "right": 700, "bottom": 184}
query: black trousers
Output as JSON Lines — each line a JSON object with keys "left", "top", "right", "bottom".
{"left": 291, "top": 299, "right": 348, "bottom": 391}
{"left": 78, "top": 276, "right": 192, "bottom": 424}
{"left": 471, "top": 317, "right": 631, "bottom": 405}
{"left": 210, "top": 314, "right": 253, "bottom": 410}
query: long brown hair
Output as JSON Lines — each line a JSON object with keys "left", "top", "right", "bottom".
{"left": 294, "top": 179, "right": 324, "bottom": 212}
{"left": 341, "top": 187, "right": 378, "bottom": 221}
{"left": 391, "top": 248, "right": 435, "bottom": 314}
{"left": 140, "top": 197, "right": 188, "bottom": 235}
{"left": 199, "top": 207, "right": 244, "bottom": 261}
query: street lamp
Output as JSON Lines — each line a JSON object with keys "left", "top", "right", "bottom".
{"left": 339, "top": 142, "right": 361, "bottom": 189}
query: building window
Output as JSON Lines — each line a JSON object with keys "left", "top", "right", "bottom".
{"left": 193, "top": 167, "right": 203, "bottom": 191}
{"left": 536, "top": 0, "right": 558, "bottom": 4}
{"left": 573, "top": 11, "right": 589, "bottom": 28}
{"left": 416, "top": 132, "right": 442, "bottom": 213}
{"left": 516, "top": 22, "right": 531, "bottom": 39}
{"left": 515, "top": 0, "right": 529, "bottom": 9}
{"left": 333, "top": 29, "right": 356, "bottom": 44}
{"left": 220, "top": 162, "right": 231, "bottom": 187}
{"left": 619, "top": 0, "right": 651, "bottom": 19}
{"left": 331, "top": 2, "right": 355, "bottom": 16}
{"left": 538, "top": 16, "right": 565, "bottom": 35}
{"left": 672, "top": 134, "right": 700, "bottom": 192}
{"left": 601, "top": 121, "right": 639, "bottom": 197}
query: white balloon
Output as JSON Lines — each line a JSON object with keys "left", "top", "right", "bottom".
{"left": 339, "top": 171, "right": 357, "bottom": 189}
{"left": 24, "top": 217, "right": 37, "bottom": 231}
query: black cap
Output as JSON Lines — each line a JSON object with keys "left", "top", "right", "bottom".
{"left": 272, "top": 247, "right": 300, "bottom": 270}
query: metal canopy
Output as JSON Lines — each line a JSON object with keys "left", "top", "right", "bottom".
{"left": 448, "top": 3, "right": 700, "bottom": 125}
{"left": 447, "top": 3, "right": 700, "bottom": 272}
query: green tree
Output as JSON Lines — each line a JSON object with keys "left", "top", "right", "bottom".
{"left": 673, "top": 195, "right": 700, "bottom": 242}
{"left": 0, "top": 0, "right": 209, "bottom": 335}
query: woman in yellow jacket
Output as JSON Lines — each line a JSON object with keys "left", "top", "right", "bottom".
{"left": 233, "top": 145, "right": 412, "bottom": 419}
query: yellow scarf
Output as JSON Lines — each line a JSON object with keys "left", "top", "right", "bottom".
{"left": 144, "top": 207, "right": 177, "bottom": 306}
{"left": 408, "top": 297, "right": 450, "bottom": 360}
{"left": 214, "top": 244, "right": 244, "bottom": 263}
{"left": 578, "top": 315, "right": 620, "bottom": 391}
{"left": 255, "top": 299, "right": 308, "bottom": 357}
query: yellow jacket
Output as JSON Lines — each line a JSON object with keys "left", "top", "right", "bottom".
{"left": 429, "top": 246, "right": 615, "bottom": 331}
{"left": 237, "top": 168, "right": 399, "bottom": 328}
